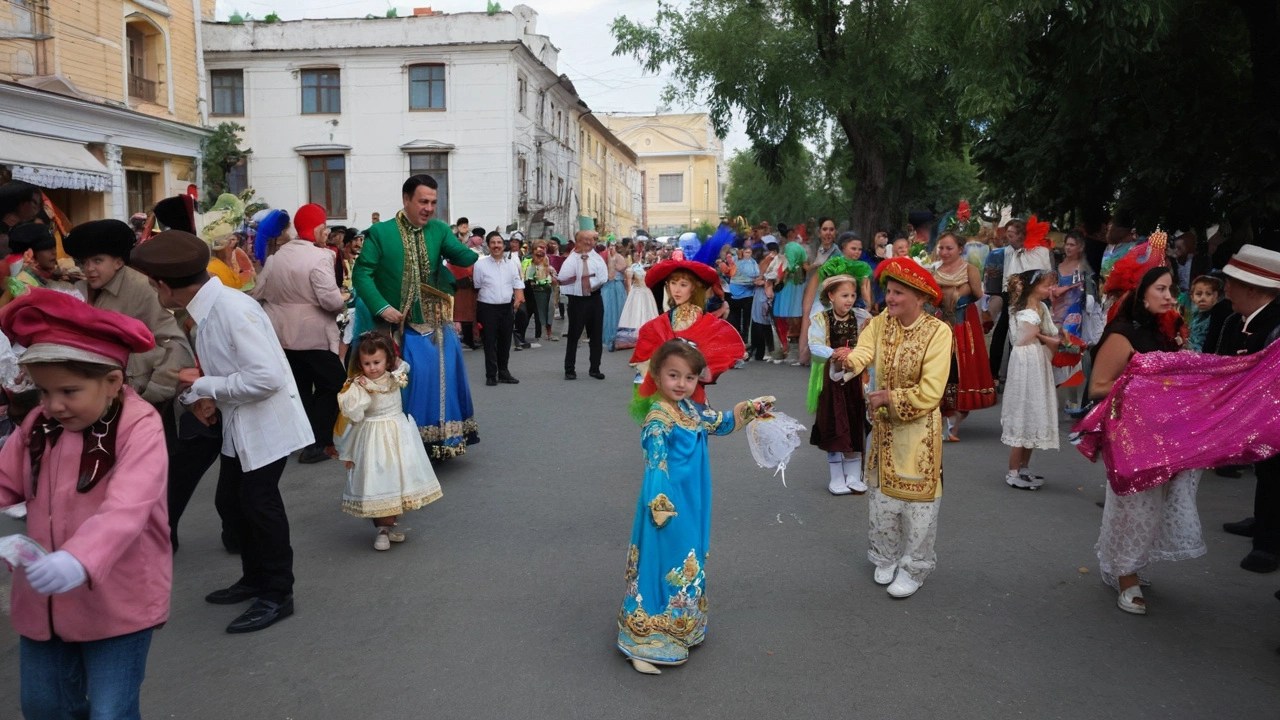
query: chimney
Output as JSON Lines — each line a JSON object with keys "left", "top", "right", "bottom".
{"left": 413, "top": 7, "right": 438, "bottom": 15}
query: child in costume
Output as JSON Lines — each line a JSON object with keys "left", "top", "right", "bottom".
{"left": 807, "top": 257, "right": 872, "bottom": 496}
{"left": 616, "top": 339, "right": 773, "bottom": 675}
{"left": 337, "top": 332, "right": 442, "bottom": 551}
{"left": 1000, "top": 269, "right": 1062, "bottom": 489}
{"left": 1187, "top": 275, "right": 1224, "bottom": 353}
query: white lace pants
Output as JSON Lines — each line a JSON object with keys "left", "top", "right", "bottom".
{"left": 867, "top": 489, "right": 940, "bottom": 582}
{"left": 1096, "top": 469, "right": 1206, "bottom": 590}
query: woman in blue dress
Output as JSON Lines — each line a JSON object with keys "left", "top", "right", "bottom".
{"left": 602, "top": 243, "right": 629, "bottom": 350}
{"left": 616, "top": 339, "right": 773, "bottom": 674}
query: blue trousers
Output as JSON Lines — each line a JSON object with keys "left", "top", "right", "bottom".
{"left": 20, "top": 628, "right": 153, "bottom": 719}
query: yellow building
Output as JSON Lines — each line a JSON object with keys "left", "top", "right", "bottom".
{"left": 0, "top": 0, "right": 211, "bottom": 224}
{"left": 600, "top": 113, "right": 725, "bottom": 235}
{"left": 578, "top": 112, "right": 641, "bottom": 238}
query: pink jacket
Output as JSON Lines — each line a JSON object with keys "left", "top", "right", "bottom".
{"left": 0, "top": 387, "right": 172, "bottom": 642}
{"left": 253, "top": 239, "right": 346, "bottom": 353}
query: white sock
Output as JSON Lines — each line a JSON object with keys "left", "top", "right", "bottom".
{"left": 829, "top": 462, "right": 846, "bottom": 485}
{"left": 841, "top": 455, "right": 863, "bottom": 479}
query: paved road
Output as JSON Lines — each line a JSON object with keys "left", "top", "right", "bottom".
{"left": 3, "top": 338, "right": 1279, "bottom": 718}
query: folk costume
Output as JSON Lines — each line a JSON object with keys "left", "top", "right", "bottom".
{"left": 614, "top": 262, "right": 658, "bottom": 351}
{"left": 351, "top": 212, "right": 479, "bottom": 459}
{"left": 617, "top": 397, "right": 763, "bottom": 669}
{"left": 629, "top": 260, "right": 744, "bottom": 412}
{"left": 806, "top": 257, "right": 873, "bottom": 495}
{"left": 842, "top": 258, "right": 952, "bottom": 593}
{"left": 931, "top": 259, "right": 996, "bottom": 419}
{"left": 337, "top": 361, "right": 442, "bottom": 518}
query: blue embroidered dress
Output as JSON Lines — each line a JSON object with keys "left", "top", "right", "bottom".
{"left": 617, "top": 398, "right": 739, "bottom": 665}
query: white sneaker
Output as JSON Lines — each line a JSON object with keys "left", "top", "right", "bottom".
{"left": 386, "top": 528, "right": 406, "bottom": 543}
{"left": 874, "top": 565, "right": 897, "bottom": 585}
{"left": 887, "top": 571, "right": 921, "bottom": 598}
{"left": 374, "top": 530, "right": 391, "bottom": 551}
{"left": 1006, "top": 472, "right": 1042, "bottom": 490}
{"left": 530, "top": 342, "right": 542, "bottom": 349}
{"left": 845, "top": 477, "right": 869, "bottom": 494}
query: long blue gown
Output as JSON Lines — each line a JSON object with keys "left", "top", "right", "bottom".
{"left": 617, "top": 398, "right": 738, "bottom": 665}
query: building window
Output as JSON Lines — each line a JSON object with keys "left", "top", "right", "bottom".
{"left": 409, "top": 64, "right": 446, "bottom": 110}
{"left": 125, "top": 170, "right": 154, "bottom": 217}
{"left": 409, "top": 153, "right": 449, "bottom": 222}
{"left": 227, "top": 161, "right": 248, "bottom": 195}
{"left": 517, "top": 155, "right": 527, "bottom": 196}
{"left": 517, "top": 74, "right": 527, "bottom": 114}
{"left": 125, "top": 22, "right": 160, "bottom": 103}
{"left": 306, "top": 155, "right": 346, "bottom": 217}
{"left": 301, "top": 69, "right": 341, "bottom": 114}
{"left": 210, "top": 70, "right": 244, "bottom": 115}
{"left": 659, "top": 173, "right": 683, "bottom": 203}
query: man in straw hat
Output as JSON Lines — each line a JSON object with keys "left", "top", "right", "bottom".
{"left": 1216, "top": 243, "right": 1280, "bottom": 574}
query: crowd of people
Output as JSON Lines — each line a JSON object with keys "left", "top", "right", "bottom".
{"left": 0, "top": 169, "right": 1278, "bottom": 710}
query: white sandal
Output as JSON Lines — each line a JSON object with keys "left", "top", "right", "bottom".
{"left": 1117, "top": 585, "right": 1146, "bottom": 615}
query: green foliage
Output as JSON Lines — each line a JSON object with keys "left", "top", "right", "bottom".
{"left": 725, "top": 146, "right": 845, "bottom": 226}
{"left": 200, "top": 122, "right": 253, "bottom": 212}
{"left": 228, "top": 12, "right": 244, "bottom": 24}
{"left": 487, "top": 1, "right": 503, "bottom": 15}
{"left": 386, "top": 8, "right": 398, "bottom": 18}
{"left": 262, "top": 12, "right": 280, "bottom": 23}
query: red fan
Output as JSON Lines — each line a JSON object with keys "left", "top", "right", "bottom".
{"left": 1052, "top": 331, "right": 1084, "bottom": 368}
{"left": 631, "top": 312, "right": 745, "bottom": 405}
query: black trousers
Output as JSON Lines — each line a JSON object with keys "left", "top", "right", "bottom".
{"left": 750, "top": 321, "right": 774, "bottom": 360}
{"left": 565, "top": 292, "right": 604, "bottom": 373}
{"left": 477, "top": 301, "right": 515, "bottom": 379}
{"left": 458, "top": 321, "right": 476, "bottom": 348}
{"left": 512, "top": 302, "right": 531, "bottom": 346}
{"left": 727, "top": 296, "right": 753, "bottom": 342}
{"left": 284, "top": 349, "right": 346, "bottom": 448}
{"left": 165, "top": 411, "right": 225, "bottom": 549}
{"left": 989, "top": 291, "right": 1010, "bottom": 379}
{"left": 215, "top": 454, "right": 294, "bottom": 600}
{"left": 1253, "top": 455, "right": 1280, "bottom": 554}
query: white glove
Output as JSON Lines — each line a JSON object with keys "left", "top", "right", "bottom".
{"left": 25, "top": 550, "right": 87, "bottom": 595}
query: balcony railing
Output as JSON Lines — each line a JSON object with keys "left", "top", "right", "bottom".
{"left": 129, "top": 74, "right": 157, "bottom": 103}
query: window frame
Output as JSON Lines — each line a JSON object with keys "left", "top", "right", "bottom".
{"left": 658, "top": 173, "right": 684, "bottom": 204}
{"left": 517, "top": 73, "right": 528, "bottom": 115}
{"left": 125, "top": 170, "right": 155, "bottom": 217}
{"left": 306, "top": 155, "right": 347, "bottom": 218}
{"left": 210, "top": 69, "right": 244, "bottom": 116}
{"left": 301, "top": 68, "right": 341, "bottom": 115}
{"left": 408, "top": 63, "right": 447, "bottom": 111}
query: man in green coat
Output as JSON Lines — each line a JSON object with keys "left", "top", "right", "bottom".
{"left": 351, "top": 174, "right": 480, "bottom": 458}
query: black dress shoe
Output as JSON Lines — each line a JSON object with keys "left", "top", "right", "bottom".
{"left": 1224, "top": 517, "right": 1256, "bottom": 538}
{"left": 298, "top": 446, "right": 330, "bottom": 464}
{"left": 1215, "top": 466, "right": 1245, "bottom": 478}
{"left": 226, "top": 596, "right": 294, "bottom": 634}
{"left": 205, "top": 583, "right": 263, "bottom": 605}
{"left": 498, "top": 373, "right": 520, "bottom": 384}
{"left": 565, "top": 370, "right": 577, "bottom": 380}
{"left": 1241, "top": 550, "right": 1280, "bottom": 574}
{"left": 486, "top": 377, "right": 498, "bottom": 386}
{"left": 589, "top": 370, "right": 606, "bottom": 380}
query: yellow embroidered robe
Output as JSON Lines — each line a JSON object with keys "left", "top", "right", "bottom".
{"left": 844, "top": 312, "right": 952, "bottom": 501}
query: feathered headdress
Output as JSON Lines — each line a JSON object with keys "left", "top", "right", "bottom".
{"left": 818, "top": 256, "right": 873, "bottom": 283}
{"left": 1104, "top": 227, "right": 1169, "bottom": 299}
{"left": 253, "top": 209, "right": 290, "bottom": 263}
{"left": 198, "top": 193, "right": 246, "bottom": 251}
{"left": 1024, "top": 215, "right": 1052, "bottom": 251}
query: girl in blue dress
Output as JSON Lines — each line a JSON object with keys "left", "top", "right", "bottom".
{"left": 616, "top": 339, "right": 773, "bottom": 674}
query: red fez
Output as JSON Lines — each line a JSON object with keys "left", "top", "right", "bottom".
{"left": 1, "top": 288, "right": 155, "bottom": 368}
{"left": 294, "top": 204, "right": 327, "bottom": 241}
{"left": 874, "top": 257, "right": 943, "bottom": 305}
{"left": 645, "top": 259, "right": 721, "bottom": 292}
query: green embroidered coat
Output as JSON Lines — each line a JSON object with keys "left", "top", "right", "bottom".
{"left": 352, "top": 214, "right": 478, "bottom": 325}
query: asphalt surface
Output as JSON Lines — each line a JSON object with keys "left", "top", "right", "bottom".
{"left": 2, "top": 336, "right": 1279, "bottom": 719}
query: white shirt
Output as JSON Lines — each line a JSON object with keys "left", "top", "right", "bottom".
{"left": 556, "top": 250, "right": 608, "bottom": 296}
{"left": 1002, "top": 246, "right": 1053, "bottom": 291}
{"left": 472, "top": 254, "right": 525, "bottom": 304}
{"left": 179, "top": 280, "right": 313, "bottom": 470}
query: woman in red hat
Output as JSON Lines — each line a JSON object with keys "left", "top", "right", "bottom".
{"left": 840, "top": 257, "right": 952, "bottom": 599}
{"left": 0, "top": 288, "right": 169, "bottom": 718}
{"left": 628, "top": 259, "right": 745, "bottom": 411}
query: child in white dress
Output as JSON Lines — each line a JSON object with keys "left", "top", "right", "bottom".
{"left": 338, "top": 332, "right": 443, "bottom": 550}
{"left": 1000, "top": 269, "right": 1061, "bottom": 490}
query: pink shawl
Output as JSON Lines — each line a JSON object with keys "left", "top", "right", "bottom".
{"left": 1072, "top": 341, "right": 1280, "bottom": 495}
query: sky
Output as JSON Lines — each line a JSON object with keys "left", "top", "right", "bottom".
{"left": 214, "top": 0, "right": 750, "bottom": 154}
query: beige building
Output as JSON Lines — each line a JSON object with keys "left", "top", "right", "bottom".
{"left": 0, "top": 0, "right": 211, "bottom": 224}
{"left": 577, "top": 112, "right": 641, "bottom": 238}
{"left": 601, "top": 112, "right": 725, "bottom": 235}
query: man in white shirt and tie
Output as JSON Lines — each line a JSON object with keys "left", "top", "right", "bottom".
{"left": 131, "top": 230, "right": 313, "bottom": 635}
{"left": 557, "top": 229, "right": 608, "bottom": 380}
{"left": 472, "top": 231, "right": 525, "bottom": 386}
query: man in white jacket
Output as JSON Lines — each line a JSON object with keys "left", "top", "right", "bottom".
{"left": 132, "top": 230, "right": 312, "bottom": 634}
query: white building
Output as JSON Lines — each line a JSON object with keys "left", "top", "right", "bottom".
{"left": 201, "top": 5, "right": 582, "bottom": 236}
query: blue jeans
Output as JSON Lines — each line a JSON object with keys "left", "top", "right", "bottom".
{"left": 20, "top": 628, "right": 153, "bottom": 719}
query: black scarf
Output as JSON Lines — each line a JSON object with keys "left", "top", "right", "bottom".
{"left": 28, "top": 397, "right": 122, "bottom": 496}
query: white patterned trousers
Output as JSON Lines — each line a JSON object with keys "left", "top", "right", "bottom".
{"left": 867, "top": 488, "right": 940, "bottom": 582}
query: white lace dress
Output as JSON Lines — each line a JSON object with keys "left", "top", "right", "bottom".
{"left": 337, "top": 362, "right": 443, "bottom": 518}
{"left": 1000, "top": 304, "right": 1060, "bottom": 449}
{"left": 1096, "top": 470, "right": 1206, "bottom": 589}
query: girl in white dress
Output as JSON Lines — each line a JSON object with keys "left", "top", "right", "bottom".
{"left": 1000, "top": 269, "right": 1061, "bottom": 490}
{"left": 613, "top": 262, "right": 659, "bottom": 351}
{"left": 338, "top": 332, "right": 443, "bottom": 550}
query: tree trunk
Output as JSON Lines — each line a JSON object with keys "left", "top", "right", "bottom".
{"left": 837, "top": 110, "right": 894, "bottom": 236}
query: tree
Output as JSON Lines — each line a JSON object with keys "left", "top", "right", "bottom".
{"left": 200, "top": 122, "right": 252, "bottom": 211}
{"left": 612, "top": 0, "right": 971, "bottom": 235}
{"left": 725, "top": 147, "right": 832, "bottom": 225}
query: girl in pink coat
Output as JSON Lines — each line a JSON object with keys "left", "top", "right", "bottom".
{"left": 0, "top": 288, "right": 168, "bottom": 719}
